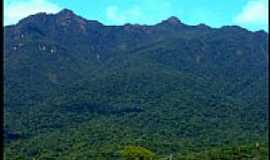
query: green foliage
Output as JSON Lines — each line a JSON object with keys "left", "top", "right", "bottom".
{"left": 119, "top": 146, "right": 156, "bottom": 160}
{"left": 176, "top": 143, "right": 268, "bottom": 160}
{"left": 4, "top": 9, "right": 268, "bottom": 160}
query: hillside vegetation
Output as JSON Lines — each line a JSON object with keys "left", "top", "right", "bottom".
{"left": 4, "top": 9, "right": 268, "bottom": 159}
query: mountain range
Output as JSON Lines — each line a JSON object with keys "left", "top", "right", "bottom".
{"left": 4, "top": 9, "right": 268, "bottom": 160}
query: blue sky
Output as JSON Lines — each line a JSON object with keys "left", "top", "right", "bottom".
{"left": 4, "top": 0, "right": 268, "bottom": 31}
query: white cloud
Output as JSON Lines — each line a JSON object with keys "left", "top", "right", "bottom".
{"left": 106, "top": 6, "right": 125, "bottom": 23}
{"left": 234, "top": 0, "right": 268, "bottom": 26}
{"left": 106, "top": 5, "right": 142, "bottom": 24}
{"left": 4, "top": 0, "right": 62, "bottom": 25}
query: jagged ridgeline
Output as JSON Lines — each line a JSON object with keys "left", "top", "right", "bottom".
{"left": 4, "top": 9, "right": 268, "bottom": 159}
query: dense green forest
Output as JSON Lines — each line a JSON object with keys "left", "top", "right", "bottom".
{"left": 4, "top": 9, "right": 268, "bottom": 159}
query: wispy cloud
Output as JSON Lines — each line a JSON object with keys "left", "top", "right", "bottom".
{"left": 233, "top": 0, "right": 268, "bottom": 27}
{"left": 106, "top": 5, "right": 142, "bottom": 24}
{"left": 4, "top": 0, "right": 62, "bottom": 25}
{"left": 106, "top": 5, "right": 125, "bottom": 24}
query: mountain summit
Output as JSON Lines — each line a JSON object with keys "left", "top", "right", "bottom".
{"left": 163, "top": 16, "right": 182, "bottom": 24}
{"left": 57, "top": 8, "right": 75, "bottom": 16}
{"left": 10, "top": 9, "right": 260, "bottom": 32}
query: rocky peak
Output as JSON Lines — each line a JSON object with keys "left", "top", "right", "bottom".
{"left": 57, "top": 8, "right": 75, "bottom": 17}
{"left": 161, "top": 16, "right": 182, "bottom": 25}
{"left": 157, "top": 16, "right": 186, "bottom": 29}
{"left": 55, "top": 9, "right": 89, "bottom": 32}
{"left": 167, "top": 16, "right": 181, "bottom": 23}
